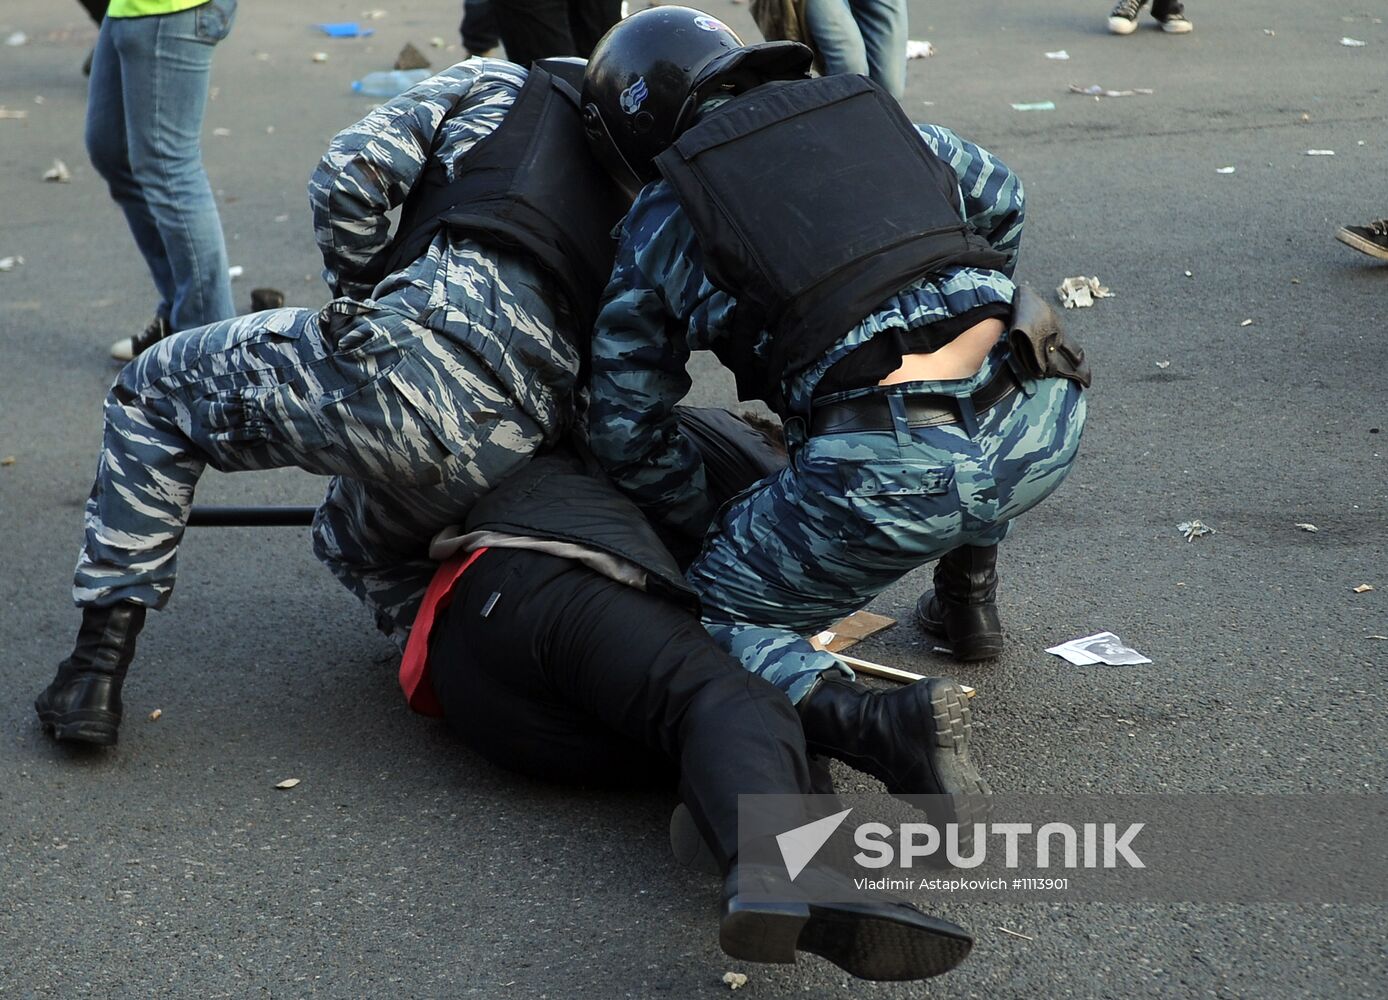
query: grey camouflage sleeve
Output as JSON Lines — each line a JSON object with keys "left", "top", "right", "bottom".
{"left": 916, "top": 123, "right": 1026, "bottom": 276}
{"left": 307, "top": 61, "right": 509, "bottom": 299}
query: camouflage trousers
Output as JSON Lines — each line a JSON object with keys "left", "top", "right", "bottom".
{"left": 686, "top": 344, "right": 1087, "bottom": 703}
{"left": 73, "top": 300, "right": 548, "bottom": 645}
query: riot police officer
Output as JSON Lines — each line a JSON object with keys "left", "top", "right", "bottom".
{"left": 36, "top": 58, "right": 630, "bottom": 747}
{"left": 578, "top": 7, "right": 1089, "bottom": 784}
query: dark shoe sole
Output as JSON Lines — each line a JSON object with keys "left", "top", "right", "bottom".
{"left": 35, "top": 702, "right": 120, "bottom": 747}
{"left": 868, "top": 681, "right": 995, "bottom": 856}
{"left": 722, "top": 897, "right": 972, "bottom": 980}
{"left": 915, "top": 592, "right": 1004, "bottom": 662}
{"left": 924, "top": 680, "right": 986, "bottom": 787}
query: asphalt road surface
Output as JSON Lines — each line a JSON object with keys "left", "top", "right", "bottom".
{"left": 1, "top": 0, "right": 1384, "bottom": 996}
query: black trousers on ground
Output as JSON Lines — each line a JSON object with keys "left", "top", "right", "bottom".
{"left": 429, "top": 547, "right": 814, "bottom": 869}
{"left": 489, "top": 0, "right": 621, "bottom": 67}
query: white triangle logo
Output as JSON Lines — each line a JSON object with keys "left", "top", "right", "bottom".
{"left": 775, "top": 808, "right": 853, "bottom": 881}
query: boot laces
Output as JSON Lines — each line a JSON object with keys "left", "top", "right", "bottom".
{"left": 1110, "top": 0, "right": 1145, "bottom": 18}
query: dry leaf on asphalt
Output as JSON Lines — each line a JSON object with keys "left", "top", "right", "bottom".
{"left": 275, "top": 778, "right": 301, "bottom": 789}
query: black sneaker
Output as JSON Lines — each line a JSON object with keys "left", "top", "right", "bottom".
{"left": 1336, "top": 219, "right": 1388, "bottom": 261}
{"left": 110, "top": 315, "right": 170, "bottom": 362}
{"left": 1108, "top": 0, "right": 1147, "bottom": 34}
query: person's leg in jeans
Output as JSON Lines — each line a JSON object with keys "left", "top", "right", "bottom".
{"left": 85, "top": 1, "right": 236, "bottom": 335}
{"left": 849, "top": 0, "right": 907, "bottom": 99}
{"left": 803, "top": 0, "right": 869, "bottom": 80}
{"left": 429, "top": 548, "right": 814, "bottom": 868}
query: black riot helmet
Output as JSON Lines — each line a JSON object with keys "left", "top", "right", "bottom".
{"left": 580, "top": 6, "right": 813, "bottom": 195}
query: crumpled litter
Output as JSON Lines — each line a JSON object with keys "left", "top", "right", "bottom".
{"left": 1056, "top": 276, "right": 1112, "bottom": 309}
{"left": 1340, "top": 37, "right": 1367, "bottom": 46}
{"left": 722, "top": 972, "right": 749, "bottom": 990}
{"left": 312, "top": 51, "right": 329, "bottom": 62}
{"left": 0, "top": 256, "right": 23, "bottom": 271}
{"left": 43, "top": 159, "right": 71, "bottom": 183}
{"left": 906, "top": 40, "right": 935, "bottom": 59}
{"left": 1046, "top": 631, "right": 1151, "bottom": 666}
{"left": 1305, "top": 149, "right": 1335, "bottom": 156}
{"left": 1011, "top": 101, "right": 1055, "bottom": 112}
{"left": 1045, "top": 50, "right": 1070, "bottom": 60}
{"left": 1177, "top": 519, "right": 1214, "bottom": 541}
{"left": 1216, "top": 166, "right": 1236, "bottom": 174}
{"left": 1352, "top": 583, "right": 1375, "bottom": 594}
{"left": 1069, "top": 83, "right": 1154, "bottom": 98}
{"left": 228, "top": 265, "right": 244, "bottom": 280}
{"left": 5, "top": 31, "right": 27, "bottom": 47}
{"left": 1294, "top": 523, "right": 1319, "bottom": 533}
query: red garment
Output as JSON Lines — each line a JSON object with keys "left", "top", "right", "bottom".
{"left": 398, "top": 547, "right": 488, "bottom": 717}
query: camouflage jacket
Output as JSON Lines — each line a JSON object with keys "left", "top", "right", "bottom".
{"left": 585, "top": 123, "right": 1027, "bottom": 541}
{"left": 308, "top": 59, "right": 580, "bottom": 436}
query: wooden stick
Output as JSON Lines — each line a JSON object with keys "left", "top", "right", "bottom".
{"left": 832, "top": 652, "right": 976, "bottom": 698}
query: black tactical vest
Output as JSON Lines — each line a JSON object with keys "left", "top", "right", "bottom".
{"left": 653, "top": 74, "right": 1009, "bottom": 406}
{"left": 374, "top": 65, "right": 630, "bottom": 334}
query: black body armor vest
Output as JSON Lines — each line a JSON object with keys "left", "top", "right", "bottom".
{"left": 653, "top": 74, "right": 1009, "bottom": 406}
{"left": 374, "top": 65, "right": 630, "bottom": 334}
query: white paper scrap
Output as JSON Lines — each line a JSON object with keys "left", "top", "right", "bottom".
{"left": 1046, "top": 632, "right": 1151, "bottom": 667}
{"left": 1045, "top": 50, "right": 1070, "bottom": 60}
{"left": 906, "top": 40, "right": 936, "bottom": 59}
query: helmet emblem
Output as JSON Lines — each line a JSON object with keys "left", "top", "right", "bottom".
{"left": 619, "top": 76, "right": 649, "bottom": 114}
{"left": 693, "top": 15, "right": 725, "bottom": 31}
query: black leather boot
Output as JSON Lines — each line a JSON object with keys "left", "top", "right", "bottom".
{"left": 797, "top": 676, "right": 989, "bottom": 798}
{"left": 720, "top": 861, "right": 973, "bottom": 979}
{"left": 915, "top": 545, "right": 1004, "bottom": 661}
{"left": 35, "top": 603, "right": 147, "bottom": 747}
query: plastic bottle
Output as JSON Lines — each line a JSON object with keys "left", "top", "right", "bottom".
{"left": 351, "top": 68, "right": 431, "bottom": 98}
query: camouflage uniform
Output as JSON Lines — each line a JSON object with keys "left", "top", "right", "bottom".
{"left": 73, "top": 60, "right": 579, "bottom": 644}
{"left": 586, "top": 124, "right": 1087, "bottom": 702}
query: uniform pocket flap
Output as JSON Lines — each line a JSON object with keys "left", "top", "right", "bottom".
{"left": 841, "top": 461, "right": 954, "bottom": 498}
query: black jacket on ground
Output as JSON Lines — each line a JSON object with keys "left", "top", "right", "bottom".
{"left": 461, "top": 407, "right": 788, "bottom": 591}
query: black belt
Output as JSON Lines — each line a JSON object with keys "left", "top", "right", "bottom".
{"left": 809, "top": 364, "right": 1021, "bottom": 436}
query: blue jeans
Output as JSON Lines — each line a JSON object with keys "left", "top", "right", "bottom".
{"left": 85, "top": 0, "right": 237, "bottom": 333}
{"left": 804, "top": 0, "right": 907, "bottom": 100}
{"left": 686, "top": 347, "right": 1087, "bottom": 703}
